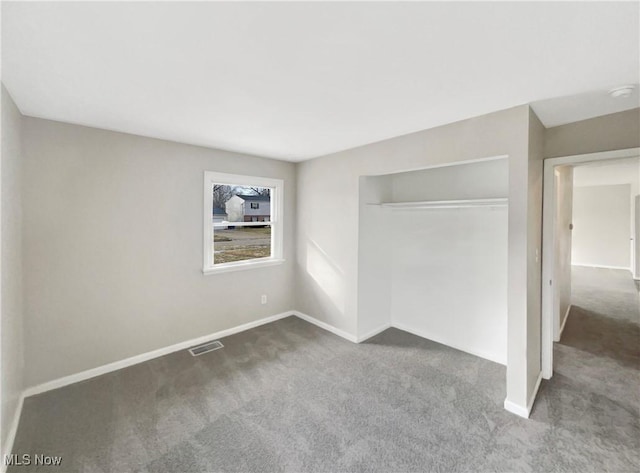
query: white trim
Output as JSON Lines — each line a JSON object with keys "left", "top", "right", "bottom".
{"left": 546, "top": 148, "right": 640, "bottom": 167}
{"left": 292, "top": 311, "right": 358, "bottom": 343}
{"left": 17, "top": 309, "right": 542, "bottom": 429}
{"left": 542, "top": 147, "right": 640, "bottom": 381}
{"left": 14, "top": 309, "right": 546, "bottom": 427}
{"left": 503, "top": 399, "right": 529, "bottom": 418}
{"left": 0, "top": 394, "right": 24, "bottom": 473}
{"left": 503, "top": 371, "right": 543, "bottom": 419}
{"left": 541, "top": 157, "right": 556, "bottom": 379}
{"left": 571, "top": 263, "right": 631, "bottom": 271}
{"left": 556, "top": 304, "right": 572, "bottom": 342}
{"left": 202, "top": 258, "right": 285, "bottom": 275}
{"left": 203, "top": 172, "right": 282, "bottom": 188}
{"left": 392, "top": 322, "right": 506, "bottom": 365}
{"left": 356, "top": 323, "right": 391, "bottom": 343}
{"left": 23, "top": 311, "right": 294, "bottom": 397}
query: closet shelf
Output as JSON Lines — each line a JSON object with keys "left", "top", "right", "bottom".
{"left": 373, "top": 198, "right": 508, "bottom": 209}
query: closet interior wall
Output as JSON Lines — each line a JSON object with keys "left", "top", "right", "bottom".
{"left": 358, "top": 158, "right": 509, "bottom": 364}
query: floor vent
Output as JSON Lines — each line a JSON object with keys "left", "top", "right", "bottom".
{"left": 188, "top": 340, "right": 224, "bottom": 356}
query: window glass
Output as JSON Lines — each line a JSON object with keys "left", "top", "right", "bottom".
{"left": 204, "top": 173, "right": 283, "bottom": 274}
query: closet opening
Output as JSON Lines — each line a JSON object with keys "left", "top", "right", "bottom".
{"left": 357, "top": 157, "right": 509, "bottom": 364}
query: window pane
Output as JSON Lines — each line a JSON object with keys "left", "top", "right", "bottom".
{"left": 213, "top": 184, "right": 271, "bottom": 223}
{"left": 210, "top": 182, "right": 273, "bottom": 265}
{"left": 213, "top": 225, "right": 272, "bottom": 264}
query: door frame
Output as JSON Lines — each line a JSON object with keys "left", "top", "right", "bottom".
{"left": 541, "top": 147, "right": 640, "bottom": 379}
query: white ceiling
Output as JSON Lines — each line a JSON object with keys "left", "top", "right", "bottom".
{"left": 2, "top": 2, "right": 639, "bottom": 161}
{"left": 531, "top": 85, "right": 639, "bottom": 129}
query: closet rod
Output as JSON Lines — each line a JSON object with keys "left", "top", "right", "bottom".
{"left": 374, "top": 198, "right": 508, "bottom": 209}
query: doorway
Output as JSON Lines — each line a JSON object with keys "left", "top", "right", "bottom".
{"left": 541, "top": 147, "right": 640, "bottom": 378}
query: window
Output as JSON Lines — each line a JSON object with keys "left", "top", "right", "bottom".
{"left": 203, "top": 172, "right": 284, "bottom": 274}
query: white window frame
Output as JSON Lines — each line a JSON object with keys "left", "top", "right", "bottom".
{"left": 203, "top": 171, "right": 284, "bottom": 275}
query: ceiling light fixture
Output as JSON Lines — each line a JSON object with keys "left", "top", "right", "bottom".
{"left": 608, "top": 85, "right": 635, "bottom": 98}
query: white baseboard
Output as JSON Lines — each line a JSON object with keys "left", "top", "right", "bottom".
{"left": 572, "top": 263, "right": 631, "bottom": 271}
{"left": 19, "top": 310, "right": 536, "bottom": 425}
{"left": 23, "top": 310, "right": 359, "bottom": 399}
{"left": 357, "top": 323, "right": 391, "bottom": 343}
{"left": 557, "top": 304, "right": 572, "bottom": 341}
{"left": 24, "top": 310, "right": 294, "bottom": 397}
{"left": 392, "top": 321, "right": 506, "bottom": 366}
{"left": 503, "top": 371, "right": 543, "bottom": 419}
{"left": 1, "top": 393, "right": 25, "bottom": 473}
{"left": 295, "top": 315, "right": 505, "bottom": 366}
{"left": 292, "top": 311, "right": 358, "bottom": 343}
{"left": 503, "top": 398, "right": 529, "bottom": 418}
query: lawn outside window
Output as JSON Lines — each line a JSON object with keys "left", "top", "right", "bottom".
{"left": 203, "top": 171, "right": 284, "bottom": 275}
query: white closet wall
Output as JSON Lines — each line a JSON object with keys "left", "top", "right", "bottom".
{"left": 358, "top": 158, "right": 509, "bottom": 364}
{"left": 390, "top": 206, "right": 508, "bottom": 364}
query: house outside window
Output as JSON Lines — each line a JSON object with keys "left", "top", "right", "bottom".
{"left": 203, "top": 172, "right": 284, "bottom": 274}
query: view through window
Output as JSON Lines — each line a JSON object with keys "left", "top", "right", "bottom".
{"left": 211, "top": 184, "right": 273, "bottom": 265}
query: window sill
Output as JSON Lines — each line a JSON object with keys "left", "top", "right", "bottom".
{"left": 202, "top": 258, "right": 285, "bottom": 276}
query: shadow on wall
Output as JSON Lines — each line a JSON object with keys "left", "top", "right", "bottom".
{"left": 302, "top": 239, "right": 346, "bottom": 316}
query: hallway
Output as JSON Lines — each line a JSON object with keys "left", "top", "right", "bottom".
{"left": 533, "top": 266, "right": 640, "bottom": 471}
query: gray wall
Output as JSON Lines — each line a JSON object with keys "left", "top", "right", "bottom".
{"left": 524, "top": 109, "right": 544, "bottom": 403}
{"left": 1, "top": 86, "right": 24, "bottom": 457}
{"left": 545, "top": 108, "right": 640, "bottom": 159}
{"left": 296, "top": 105, "right": 539, "bottom": 412}
{"left": 21, "top": 117, "right": 296, "bottom": 388}
{"left": 572, "top": 184, "right": 631, "bottom": 269}
{"left": 389, "top": 158, "right": 509, "bottom": 202}
{"left": 357, "top": 175, "right": 392, "bottom": 338}
{"left": 554, "top": 166, "right": 573, "bottom": 339}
